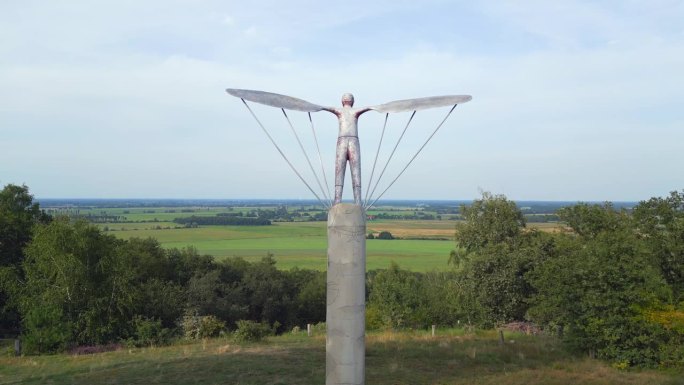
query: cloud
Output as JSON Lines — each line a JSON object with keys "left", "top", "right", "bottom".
{"left": 222, "top": 15, "right": 235, "bottom": 26}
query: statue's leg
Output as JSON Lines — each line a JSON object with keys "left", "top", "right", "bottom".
{"left": 349, "top": 138, "right": 362, "bottom": 205}
{"left": 334, "top": 137, "right": 347, "bottom": 205}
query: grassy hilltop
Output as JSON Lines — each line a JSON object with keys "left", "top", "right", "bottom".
{"left": 2, "top": 329, "right": 681, "bottom": 385}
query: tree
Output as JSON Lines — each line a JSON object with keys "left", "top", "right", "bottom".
{"left": 0, "top": 184, "right": 49, "bottom": 267}
{"left": 632, "top": 190, "right": 684, "bottom": 300}
{"left": 239, "top": 254, "right": 296, "bottom": 330}
{"left": 186, "top": 268, "right": 248, "bottom": 326}
{"left": 455, "top": 192, "right": 525, "bottom": 253}
{"left": 414, "top": 271, "right": 463, "bottom": 327}
{"left": 528, "top": 227, "right": 671, "bottom": 365}
{"left": 457, "top": 232, "right": 555, "bottom": 327}
{"left": 288, "top": 268, "right": 326, "bottom": 326}
{"left": 21, "top": 218, "right": 131, "bottom": 346}
{"left": 557, "top": 202, "right": 627, "bottom": 239}
{"left": 0, "top": 184, "right": 50, "bottom": 332}
{"left": 368, "top": 262, "right": 421, "bottom": 329}
{"left": 449, "top": 192, "right": 547, "bottom": 327}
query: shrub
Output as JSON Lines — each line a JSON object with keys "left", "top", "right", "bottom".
{"left": 21, "top": 304, "right": 70, "bottom": 354}
{"left": 131, "top": 316, "right": 173, "bottom": 347}
{"left": 377, "top": 231, "right": 394, "bottom": 240}
{"left": 181, "top": 314, "right": 225, "bottom": 340}
{"left": 365, "top": 305, "right": 383, "bottom": 330}
{"left": 233, "top": 320, "right": 273, "bottom": 342}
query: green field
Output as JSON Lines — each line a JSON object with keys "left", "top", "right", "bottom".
{"left": 107, "top": 221, "right": 455, "bottom": 271}
{"left": 57, "top": 204, "right": 559, "bottom": 271}
{"left": 2, "top": 329, "right": 680, "bottom": 385}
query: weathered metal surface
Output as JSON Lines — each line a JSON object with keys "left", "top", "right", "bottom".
{"left": 370, "top": 95, "right": 472, "bottom": 113}
{"left": 327, "top": 204, "right": 366, "bottom": 385}
{"left": 334, "top": 136, "right": 361, "bottom": 205}
{"left": 324, "top": 93, "right": 369, "bottom": 205}
{"left": 226, "top": 88, "right": 324, "bottom": 112}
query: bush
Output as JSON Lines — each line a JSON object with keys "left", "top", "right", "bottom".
{"left": 21, "top": 304, "right": 70, "bottom": 354}
{"left": 181, "top": 314, "right": 225, "bottom": 340}
{"left": 365, "top": 305, "right": 383, "bottom": 330}
{"left": 130, "top": 316, "right": 173, "bottom": 347}
{"left": 232, "top": 320, "right": 273, "bottom": 342}
{"left": 368, "top": 262, "right": 421, "bottom": 328}
{"left": 377, "top": 231, "right": 394, "bottom": 240}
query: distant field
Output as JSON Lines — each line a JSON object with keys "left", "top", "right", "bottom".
{"left": 53, "top": 204, "right": 562, "bottom": 271}
{"left": 107, "top": 221, "right": 455, "bottom": 271}
{"left": 2, "top": 329, "right": 679, "bottom": 385}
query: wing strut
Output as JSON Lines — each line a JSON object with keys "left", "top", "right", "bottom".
{"left": 282, "top": 108, "right": 331, "bottom": 206}
{"left": 365, "top": 111, "right": 416, "bottom": 207}
{"left": 240, "top": 99, "right": 329, "bottom": 208}
{"left": 364, "top": 113, "right": 389, "bottom": 206}
{"left": 366, "top": 105, "right": 458, "bottom": 210}
{"left": 309, "top": 112, "right": 333, "bottom": 207}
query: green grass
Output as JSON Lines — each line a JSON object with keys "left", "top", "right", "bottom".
{"left": 106, "top": 222, "right": 453, "bottom": 271}
{"left": 2, "top": 329, "right": 681, "bottom": 385}
{"left": 87, "top": 206, "right": 557, "bottom": 271}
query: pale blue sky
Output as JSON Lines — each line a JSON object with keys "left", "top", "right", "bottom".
{"left": 1, "top": 0, "right": 682, "bottom": 201}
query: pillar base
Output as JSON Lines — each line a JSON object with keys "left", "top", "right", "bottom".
{"left": 326, "top": 203, "right": 366, "bottom": 385}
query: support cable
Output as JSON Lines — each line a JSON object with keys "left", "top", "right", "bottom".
{"left": 240, "top": 99, "right": 329, "bottom": 208}
{"left": 282, "top": 109, "right": 331, "bottom": 205}
{"left": 366, "top": 110, "right": 416, "bottom": 207}
{"left": 366, "top": 105, "right": 458, "bottom": 210}
{"left": 308, "top": 112, "right": 333, "bottom": 207}
{"left": 363, "top": 113, "right": 389, "bottom": 207}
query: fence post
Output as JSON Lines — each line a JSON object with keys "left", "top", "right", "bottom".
{"left": 307, "top": 323, "right": 312, "bottom": 337}
{"left": 14, "top": 338, "right": 21, "bottom": 356}
{"left": 431, "top": 325, "right": 436, "bottom": 337}
{"left": 498, "top": 330, "right": 505, "bottom": 345}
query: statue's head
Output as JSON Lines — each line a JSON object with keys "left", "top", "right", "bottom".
{"left": 341, "top": 93, "right": 354, "bottom": 107}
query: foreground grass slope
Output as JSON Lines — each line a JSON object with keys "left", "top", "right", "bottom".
{"left": 2, "top": 330, "right": 681, "bottom": 385}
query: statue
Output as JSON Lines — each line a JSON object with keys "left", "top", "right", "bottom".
{"left": 226, "top": 88, "right": 471, "bottom": 206}
{"left": 321, "top": 93, "right": 370, "bottom": 205}
{"left": 226, "top": 87, "right": 471, "bottom": 385}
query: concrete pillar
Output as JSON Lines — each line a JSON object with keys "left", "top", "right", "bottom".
{"left": 326, "top": 203, "right": 366, "bottom": 385}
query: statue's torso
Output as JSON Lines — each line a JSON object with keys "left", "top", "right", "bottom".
{"left": 336, "top": 106, "right": 359, "bottom": 137}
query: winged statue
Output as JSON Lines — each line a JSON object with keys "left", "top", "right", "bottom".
{"left": 226, "top": 89, "right": 471, "bottom": 206}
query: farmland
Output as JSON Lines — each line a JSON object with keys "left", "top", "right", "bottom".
{"left": 41, "top": 200, "right": 565, "bottom": 271}
{"left": 101, "top": 220, "right": 456, "bottom": 271}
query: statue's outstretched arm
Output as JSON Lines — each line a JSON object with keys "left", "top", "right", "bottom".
{"left": 321, "top": 107, "right": 341, "bottom": 117}
{"left": 226, "top": 88, "right": 325, "bottom": 112}
{"left": 355, "top": 107, "right": 372, "bottom": 117}
{"left": 370, "top": 95, "right": 472, "bottom": 113}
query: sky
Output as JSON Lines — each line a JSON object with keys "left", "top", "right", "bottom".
{"left": 1, "top": 0, "right": 682, "bottom": 202}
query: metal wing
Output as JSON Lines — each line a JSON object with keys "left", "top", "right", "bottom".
{"left": 226, "top": 88, "right": 325, "bottom": 112}
{"left": 370, "top": 95, "right": 472, "bottom": 113}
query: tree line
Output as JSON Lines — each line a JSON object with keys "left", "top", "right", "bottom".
{"left": 0, "top": 186, "right": 322, "bottom": 352}
{"left": 444, "top": 191, "right": 684, "bottom": 367}
{"left": 173, "top": 215, "right": 272, "bottom": 226}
